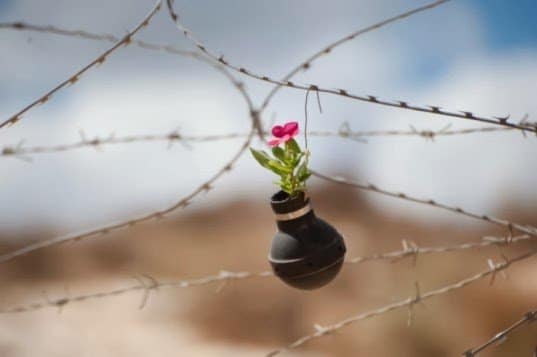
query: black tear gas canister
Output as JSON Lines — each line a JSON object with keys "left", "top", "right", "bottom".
{"left": 268, "top": 190, "right": 346, "bottom": 290}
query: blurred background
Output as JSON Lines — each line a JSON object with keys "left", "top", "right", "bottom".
{"left": 0, "top": 0, "right": 536, "bottom": 355}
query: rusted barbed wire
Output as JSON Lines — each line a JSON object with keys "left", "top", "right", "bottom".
{"left": 3, "top": 123, "right": 527, "bottom": 159}
{"left": 0, "top": 16, "right": 263, "bottom": 138}
{"left": 1, "top": 233, "right": 533, "bottom": 314}
{"left": 165, "top": 0, "right": 537, "bottom": 135}
{"left": 165, "top": 0, "right": 449, "bottom": 113}
{"left": 462, "top": 310, "right": 537, "bottom": 356}
{"left": 242, "top": 75, "right": 537, "bottom": 135}
{"left": 5, "top": 14, "right": 537, "bottom": 138}
{"left": 311, "top": 170, "right": 537, "bottom": 237}
{"left": 0, "top": 22, "right": 252, "bottom": 125}
{"left": 0, "top": 0, "right": 163, "bottom": 130}
{"left": 5, "top": 16, "right": 535, "bottom": 142}
{"left": 266, "top": 248, "right": 537, "bottom": 356}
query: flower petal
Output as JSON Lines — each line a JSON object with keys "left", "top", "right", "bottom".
{"left": 282, "top": 121, "right": 299, "bottom": 136}
{"left": 271, "top": 125, "right": 285, "bottom": 138}
{"left": 289, "top": 126, "right": 299, "bottom": 138}
{"left": 268, "top": 138, "right": 282, "bottom": 147}
{"left": 280, "top": 134, "right": 292, "bottom": 142}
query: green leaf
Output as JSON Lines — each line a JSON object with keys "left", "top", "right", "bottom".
{"left": 280, "top": 181, "right": 293, "bottom": 194}
{"left": 298, "top": 171, "right": 311, "bottom": 182}
{"left": 271, "top": 146, "right": 286, "bottom": 162}
{"left": 296, "top": 161, "right": 311, "bottom": 182}
{"left": 285, "top": 139, "right": 301, "bottom": 155}
{"left": 291, "top": 152, "right": 304, "bottom": 166}
{"left": 250, "top": 148, "right": 271, "bottom": 169}
{"left": 268, "top": 160, "right": 291, "bottom": 176}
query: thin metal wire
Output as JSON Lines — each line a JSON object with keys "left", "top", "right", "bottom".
{"left": 0, "top": 0, "right": 163, "bottom": 130}
{"left": 3, "top": 124, "right": 524, "bottom": 159}
{"left": 165, "top": 0, "right": 537, "bottom": 135}
{"left": 0, "top": 21, "right": 195, "bottom": 57}
{"left": 462, "top": 310, "right": 537, "bottom": 356}
{"left": 1, "top": 234, "right": 533, "bottom": 314}
{"left": 311, "top": 170, "right": 537, "bottom": 237}
{"left": 266, "top": 248, "right": 537, "bottom": 356}
{"left": 0, "top": 129, "right": 255, "bottom": 265}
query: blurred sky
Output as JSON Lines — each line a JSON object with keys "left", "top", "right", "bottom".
{"left": 0, "top": 0, "right": 536, "bottom": 238}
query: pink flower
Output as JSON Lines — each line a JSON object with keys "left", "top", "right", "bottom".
{"left": 268, "top": 121, "right": 299, "bottom": 147}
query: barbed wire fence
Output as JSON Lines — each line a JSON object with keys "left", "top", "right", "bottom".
{"left": 1, "top": 0, "right": 536, "bottom": 356}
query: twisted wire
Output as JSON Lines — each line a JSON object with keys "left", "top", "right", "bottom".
{"left": 266, "top": 248, "right": 537, "bottom": 356}
{"left": 311, "top": 170, "right": 537, "bottom": 237}
{"left": 462, "top": 310, "right": 537, "bottom": 356}
{"left": 0, "top": 0, "right": 163, "bottom": 130}
{"left": 1, "top": 234, "right": 533, "bottom": 314}
{"left": 2, "top": 125, "right": 522, "bottom": 159}
{"left": 165, "top": 0, "right": 537, "bottom": 135}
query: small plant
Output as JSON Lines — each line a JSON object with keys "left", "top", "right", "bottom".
{"left": 250, "top": 121, "right": 311, "bottom": 196}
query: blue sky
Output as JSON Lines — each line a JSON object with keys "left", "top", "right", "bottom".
{"left": 403, "top": 0, "right": 537, "bottom": 84}
{"left": 472, "top": 0, "right": 537, "bottom": 50}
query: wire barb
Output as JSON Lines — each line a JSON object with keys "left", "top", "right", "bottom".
{"left": 134, "top": 274, "right": 160, "bottom": 310}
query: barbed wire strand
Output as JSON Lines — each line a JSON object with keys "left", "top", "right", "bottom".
{"left": 3, "top": 19, "right": 534, "bottom": 138}
{"left": 0, "top": 270, "right": 274, "bottom": 314}
{"left": 266, "top": 248, "right": 537, "bottom": 356}
{"left": 0, "top": 129, "right": 255, "bottom": 265}
{"left": 224, "top": 66, "right": 537, "bottom": 135}
{"left": 0, "top": 17, "right": 258, "bottom": 133}
{"left": 311, "top": 170, "right": 537, "bottom": 237}
{"left": 1, "top": 233, "right": 533, "bottom": 314}
{"left": 346, "top": 234, "right": 533, "bottom": 264}
{"left": 0, "top": 132, "right": 246, "bottom": 158}
{"left": 462, "top": 310, "right": 537, "bottom": 356}
{"left": 165, "top": 0, "right": 537, "bottom": 135}
{"left": 0, "top": 2, "right": 461, "bottom": 133}
{"left": 0, "top": 21, "right": 196, "bottom": 57}
{"left": 3, "top": 123, "right": 525, "bottom": 159}
{"left": 0, "top": 0, "right": 163, "bottom": 130}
